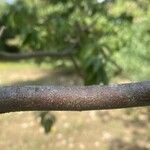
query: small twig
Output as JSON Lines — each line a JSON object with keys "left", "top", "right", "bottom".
{"left": 101, "top": 48, "right": 122, "bottom": 75}
{"left": 0, "top": 26, "right": 6, "bottom": 38}
{"left": 70, "top": 56, "right": 84, "bottom": 79}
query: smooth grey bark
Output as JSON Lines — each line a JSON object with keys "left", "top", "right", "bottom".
{"left": 0, "top": 81, "right": 150, "bottom": 113}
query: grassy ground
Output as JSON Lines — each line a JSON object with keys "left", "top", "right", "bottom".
{"left": 0, "top": 62, "right": 150, "bottom": 150}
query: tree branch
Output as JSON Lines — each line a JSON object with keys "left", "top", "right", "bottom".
{"left": 70, "top": 56, "right": 84, "bottom": 79}
{"left": 0, "top": 50, "right": 74, "bottom": 61}
{"left": 0, "top": 81, "right": 149, "bottom": 113}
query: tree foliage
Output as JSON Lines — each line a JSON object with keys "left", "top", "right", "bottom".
{"left": 0, "top": 0, "right": 150, "bottom": 85}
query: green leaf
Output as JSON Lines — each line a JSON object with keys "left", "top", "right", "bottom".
{"left": 39, "top": 111, "right": 56, "bottom": 134}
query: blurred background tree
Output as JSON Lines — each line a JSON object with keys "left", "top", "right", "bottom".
{"left": 1, "top": 0, "right": 149, "bottom": 85}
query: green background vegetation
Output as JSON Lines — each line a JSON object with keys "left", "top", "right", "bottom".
{"left": 0, "top": 0, "right": 149, "bottom": 83}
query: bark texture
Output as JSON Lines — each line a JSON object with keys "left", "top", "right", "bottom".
{"left": 0, "top": 81, "right": 149, "bottom": 113}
